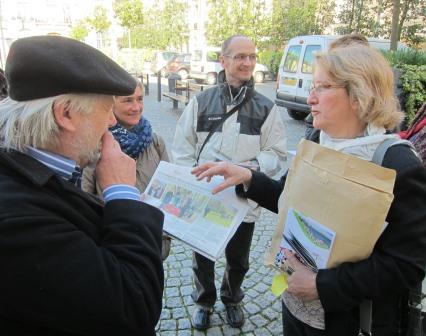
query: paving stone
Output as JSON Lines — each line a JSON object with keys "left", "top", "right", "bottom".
{"left": 261, "top": 307, "right": 280, "bottom": 320}
{"left": 222, "top": 325, "right": 244, "bottom": 335}
{"left": 254, "top": 327, "right": 272, "bottom": 335}
{"left": 166, "top": 287, "right": 180, "bottom": 297}
{"left": 173, "top": 307, "right": 187, "bottom": 319}
{"left": 180, "top": 285, "right": 193, "bottom": 296}
{"left": 267, "top": 319, "right": 283, "bottom": 335}
{"left": 205, "top": 326, "right": 223, "bottom": 336}
{"left": 161, "top": 319, "right": 177, "bottom": 330}
{"left": 160, "top": 331, "right": 176, "bottom": 336}
{"left": 178, "top": 318, "right": 192, "bottom": 330}
{"left": 166, "top": 296, "right": 183, "bottom": 308}
{"left": 244, "top": 302, "right": 262, "bottom": 315}
{"left": 250, "top": 314, "right": 269, "bottom": 328}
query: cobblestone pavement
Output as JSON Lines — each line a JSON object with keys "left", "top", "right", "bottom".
{"left": 143, "top": 78, "right": 305, "bottom": 335}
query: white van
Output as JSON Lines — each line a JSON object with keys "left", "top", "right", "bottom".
{"left": 276, "top": 35, "right": 403, "bottom": 120}
{"left": 189, "top": 47, "right": 272, "bottom": 85}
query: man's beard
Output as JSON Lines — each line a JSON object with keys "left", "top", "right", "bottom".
{"left": 79, "top": 142, "right": 101, "bottom": 168}
{"left": 71, "top": 121, "right": 103, "bottom": 168}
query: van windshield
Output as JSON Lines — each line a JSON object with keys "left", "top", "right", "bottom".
{"left": 283, "top": 45, "right": 302, "bottom": 73}
{"left": 302, "top": 45, "right": 321, "bottom": 73}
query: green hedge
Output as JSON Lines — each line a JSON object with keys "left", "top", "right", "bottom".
{"left": 258, "top": 50, "right": 283, "bottom": 76}
{"left": 399, "top": 64, "right": 426, "bottom": 123}
{"left": 381, "top": 49, "right": 426, "bottom": 125}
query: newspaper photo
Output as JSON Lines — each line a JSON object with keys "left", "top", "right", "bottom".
{"left": 144, "top": 161, "right": 250, "bottom": 261}
{"left": 275, "top": 208, "right": 336, "bottom": 272}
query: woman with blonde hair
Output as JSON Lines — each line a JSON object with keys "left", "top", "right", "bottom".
{"left": 191, "top": 45, "right": 426, "bottom": 336}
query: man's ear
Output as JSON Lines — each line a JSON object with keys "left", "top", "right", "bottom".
{"left": 52, "top": 101, "right": 76, "bottom": 132}
{"left": 219, "top": 55, "right": 226, "bottom": 67}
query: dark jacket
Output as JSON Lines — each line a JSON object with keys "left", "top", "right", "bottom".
{"left": 237, "top": 144, "right": 426, "bottom": 336}
{"left": 0, "top": 149, "right": 164, "bottom": 336}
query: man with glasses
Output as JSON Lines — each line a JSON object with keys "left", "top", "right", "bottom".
{"left": 172, "top": 35, "right": 287, "bottom": 330}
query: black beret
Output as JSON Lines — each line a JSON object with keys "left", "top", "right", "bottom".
{"left": 5, "top": 35, "right": 136, "bottom": 101}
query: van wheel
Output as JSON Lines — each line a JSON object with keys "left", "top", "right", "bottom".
{"left": 205, "top": 73, "right": 217, "bottom": 85}
{"left": 254, "top": 71, "right": 265, "bottom": 83}
{"left": 287, "top": 109, "right": 307, "bottom": 120}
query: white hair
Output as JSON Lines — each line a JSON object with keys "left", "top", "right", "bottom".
{"left": 0, "top": 94, "right": 111, "bottom": 151}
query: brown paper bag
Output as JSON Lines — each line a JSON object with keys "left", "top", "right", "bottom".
{"left": 266, "top": 139, "right": 396, "bottom": 269}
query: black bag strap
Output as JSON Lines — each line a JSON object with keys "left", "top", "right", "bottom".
{"left": 359, "top": 137, "right": 419, "bottom": 335}
{"left": 195, "top": 101, "right": 246, "bottom": 165}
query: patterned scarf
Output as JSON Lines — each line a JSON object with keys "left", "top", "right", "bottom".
{"left": 109, "top": 117, "right": 153, "bottom": 159}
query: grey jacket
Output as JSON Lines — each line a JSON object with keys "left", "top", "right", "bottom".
{"left": 172, "top": 70, "right": 287, "bottom": 222}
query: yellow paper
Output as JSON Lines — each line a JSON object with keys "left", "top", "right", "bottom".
{"left": 271, "top": 273, "right": 288, "bottom": 297}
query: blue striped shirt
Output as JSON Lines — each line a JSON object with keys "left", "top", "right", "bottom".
{"left": 25, "top": 147, "right": 140, "bottom": 203}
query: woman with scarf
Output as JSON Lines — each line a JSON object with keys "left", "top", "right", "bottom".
{"left": 190, "top": 45, "right": 426, "bottom": 336}
{"left": 83, "top": 80, "right": 171, "bottom": 260}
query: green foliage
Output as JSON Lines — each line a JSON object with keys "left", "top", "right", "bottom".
{"left": 70, "top": 20, "right": 89, "bottom": 41}
{"left": 113, "top": 0, "right": 144, "bottom": 28}
{"left": 399, "top": 64, "right": 426, "bottom": 123}
{"left": 270, "top": 0, "right": 335, "bottom": 49}
{"left": 86, "top": 5, "right": 111, "bottom": 33}
{"left": 117, "top": 0, "right": 188, "bottom": 50}
{"left": 258, "top": 50, "right": 283, "bottom": 75}
{"left": 336, "top": 0, "right": 425, "bottom": 47}
{"left": 205, "top": 0, "right": 270, "bottom": 49}
{"left": 381, "top": 49, "right": 426, "bottom": 124}
{"left": 381, "top": 49, "right": 426, "bottom": 66}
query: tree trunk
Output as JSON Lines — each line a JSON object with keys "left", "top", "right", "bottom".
{"left": 390, "top": 0, "right": 400, "bottom": 51}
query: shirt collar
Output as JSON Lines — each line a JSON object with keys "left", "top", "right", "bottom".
{"left": 25, "top": 146, "right": 80, "bottom": 181}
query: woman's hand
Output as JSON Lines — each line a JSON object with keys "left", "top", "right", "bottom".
{"left": 284, "top": 249, "right": 319, "bottom": 302}
{"left": 191, "top": 161, "right": 253, "bottom": 194}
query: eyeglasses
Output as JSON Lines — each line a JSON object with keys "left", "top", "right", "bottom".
{"left": 224, "top": 54, "right": 257, "bottom": 62}
{"left": 309, "top": 83, "right": 346, "bottom": 95}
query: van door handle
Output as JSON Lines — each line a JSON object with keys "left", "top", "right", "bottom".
{"left": 298, "top": 79, "right": 303, "bottom": 88}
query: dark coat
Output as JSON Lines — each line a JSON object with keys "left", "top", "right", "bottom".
{"left": 0, "top": 149, "right": 165, "bottom": 336}
{"left": 237, "top": 144, "right": 426, "bottom": 336}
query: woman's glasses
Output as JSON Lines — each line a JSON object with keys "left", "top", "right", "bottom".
{"left": 309, "top": 83, "right": 345, "bottom": 95}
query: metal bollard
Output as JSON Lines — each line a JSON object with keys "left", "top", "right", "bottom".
{"left": 157, "top": 72, "right": 161, "bottom": 102}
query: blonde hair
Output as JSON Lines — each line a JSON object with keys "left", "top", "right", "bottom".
{"left": 0, "top": 94, "right": 112, "bottom": 151}
{"left": 329, "top": 34, "right": 369, "bottom": 50}
{"left": 315, "top": 45, "right": 404, "bottom": 130}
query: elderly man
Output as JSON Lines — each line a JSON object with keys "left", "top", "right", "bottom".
{"left": 172, "top": 35, "right": 287, "bottom": 330}
{"left": 0, "top": 36, "right": 164, "bottom": 336}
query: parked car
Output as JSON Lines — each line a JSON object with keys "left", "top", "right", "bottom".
{"left": 151, "top": 51, "right": 179, "bottom": 77}
{"left": 164, "top": 53, "right": 191, "bottom": 79}
{"left": 189, "top": 47, "right": 273, "bottom": 85}
{"left": 276, "top": 35, "right": 406, "bottom": 120}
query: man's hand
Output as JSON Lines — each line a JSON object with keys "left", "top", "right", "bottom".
{"left": 284, "top": 249, "right": 319, "bottom": 302}
{"left": 96, "top": 132, "right": 136, "bottom": 191}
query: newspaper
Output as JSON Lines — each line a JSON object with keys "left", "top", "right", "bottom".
{"left": 144, "top": 161, "right": 250, "bottom": 261}
{"left": 274, "top": 208, "right": 336, "bottom": 272}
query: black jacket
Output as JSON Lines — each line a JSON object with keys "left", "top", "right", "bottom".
{"left": 237, "top": 144, "right": 426, "bottom": 336}
{"left": 0, "top": 149, "right": 164, "bottom": 336}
